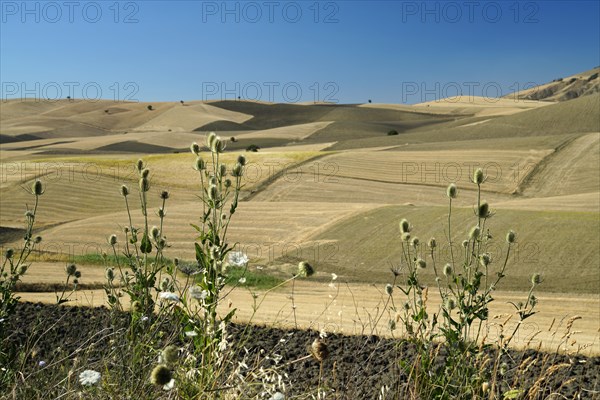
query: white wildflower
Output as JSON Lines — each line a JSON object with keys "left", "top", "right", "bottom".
{"left": 238, "top": 277, "right": 247, "bottom": 284}
{"left": 331, "top": 273, "right": 338, "bottom": 281}
{"left": 158, "top": 292, "right": 180, "bottom": 302}
{"left": 228, "top": 251, "right": 249, "bottom": 267}
{"left": 188, "top": 285, "right": 208, "bottom": 300}
{"left": 79, "top": 369, "right": 101, "bottom": 386}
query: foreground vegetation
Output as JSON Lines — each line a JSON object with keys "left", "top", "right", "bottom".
{"left": 1, "top": 135, "right": 598, "bottom": 399}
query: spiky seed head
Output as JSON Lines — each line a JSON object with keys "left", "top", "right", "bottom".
{"left": 385, "top": 283, "right": 393, "bottom": 296}
{"left": 32, "top": 180, "right": 44, "bottom": 196}
{"left": 529, "top": 294, "right": 538, "bottom": 307}
{"left": 531, "top": 273, "right": 541, "bottom": 285}
{"left": 160, "top": 190, "right": 169, "bottom": 200}
{"left": 462, "top": 239, "right": 469, "bottom": 248}
{"left": 237, "top": 154, "right": 247, "bottom": 166}
{"left": 443, "top": 263, "right": 453, "bottom": 277}
{"left": 310, "top": 338, "right": 329, "bottom": 362}
{"left": 24, "top": 210, "right": 34, "bottom": 221}
{"left": 194, "top": 157, "right": 206, "bottom": 171}
{"left": 506, "top": 230, "right": 516, "bottom": 244}
{"left": 445, "top": 297, "right": 456, "bottom": 310}
{"left": 66, "top": 263, "right": 77, "bottom": 276}
{"left": 298, "top": 261, "right": 315, "bottom": 278}
{"left": 190, "top": 142, "right": 201, "bottom": 155}
{"left": 139, "top": 177, "right": 150, "bottom": 192}
{"left": 17, "top": 265, "right": 28, "bottom": 275}
{"left": 219, "top": 163, "right": 227, "bottom": 177}
{"left": 410, "top": 237, "right": 419, "bottom": 247}
{"left": 399, "top": 218, "right": 410, "bottom": 234}
{"left": 120, "top": 184, "right": 130, "bottom": 197}
{"left": 150, "top": 365, "right": 172, "bottom": 386}
{"left": 136, "top": 159, "right": 144, "bottom": 173}
{"left": 206, "top": 132, "right": 217, "bottom": 149}
{"left": 160, "top": 277, "right": 170, "bottom": 292}
{"left": 469, "top": 225, "right": 481, "bottom": 240}
{"left": 473, "top": 168, "right": 485, "bottom": 185}
{"left": 208, "top": 185, "right": 219, "bottom": 201}
{"left": 224, "top": 178, "right": 232, "bottom": 188}
{"left": 131, "top": 300, "right": 142, "bottom": 313}
{"left": 141, "top": 168, "right": 150, "bottom": 178}
{"left": 162, "top": 345, "right": 179, "bottom": 364}
{"left": 231, "top": 163, "right": 243, "bottom": 177}
{"left": 446, "top": 183, "right": 458, "bottom": 199}
{"left": 109, "top": 234, "right": 118, "bottom": 246}
{"left": 401, "top": 232, "right": 411, "bottom": 242}
{"left": 105, "top": 268, "right": 115, "bottom": 282}
{"left": 428, "top": 237, "right": 437, "bottom": 249}
{"left": 5, "top": 248, "right": 14, "bottom": 259}
{"left": 209, "top": 176, "right": 217, "bottom": 185}
{"left": 173, "top": 257, "right": 179, "bottom": 267}
{"left": 74, "top": 270, "right": 81, "bottom": 278}
{"left": 157, "top": 208, "right": 166, "bottom": 218}
{"left": 415, "top": 258, "right": 426, "bottom": 269}
{"left": 479, "top": 253, "right": 491, "bottom": 267}
{"left": 34, "top": 236, "right": 42, "bottom": 244}
{"left": 478, "top": 201, "right": 490, "bottom": 218}
{"left": 214, "top": 138, "right": 226, "bottom": 153}
{"left": 151, "top": 226, "right": 160, "bottom": 240}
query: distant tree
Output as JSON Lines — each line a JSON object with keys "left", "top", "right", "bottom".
{"left": 147, "top": 105, "right": 153, "bottom": 111}
{"left": 246, "top": 144, "right": 260, "bottom": 152}
{"left": 180, "top": 100, "right": 185, "bottom": 105}
{"left": 387, "top": 130, "right": 399, "bottom": 136}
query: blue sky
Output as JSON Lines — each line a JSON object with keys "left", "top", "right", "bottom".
{"left": 1, "top": 0, "right": 599, "bottom": 104}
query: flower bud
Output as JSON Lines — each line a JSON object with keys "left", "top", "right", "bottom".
{"left": 136, "top": 159, "right": 144, "bottom": 173}
{"left": 415, "top": 258, "right": 426, "bottom": 269}
{"left": 224, "top": 178, "right": 232, "bottom": 188}
{"left": 298, "top": 261, "right": 315, "bottom": 277}
{"left": 479, "top": 253, "right": 491, "bottom": 267}
{"left": 446, "top": 183, "right": 457, "bottom": 199}
{"left": 531, "top": 273, "right": 541, "bottom": 285}
{"left": 32, "top": 180, "right": 44, "bottom": 196}
{"left": 428, "top": 237, "right": 437, "bottom": 249}
{"left": 139, "top": 177, "right": 150, "bottom": 192}
{"left": 151, "top": 226, "right": 160, "bottom": 240}
{"left": 462, "top": 240, "right": 469, "bottom": 248}
{"left": 120, "top": 185, "right": 129, "bottom": 197}
{"left": 109, "top": 234, "right": 118, "bottom": 246}
{"left": 231, "top": 163, "right": 243, "bottom": 177}
{"left": 401, "top": 232, "right": 411, "bottom": 242}
{"left": 66, "top": 263, "right": 77, "bottom": 276}
{"left": 160, "top": 190, "right": 170, "bottom": 200}
{"left": 219, "top": 163, "right": 227, "bottom": 177}
{"left": 399, "top": 218, "right": 410, "bottom": 234}
{"left": 206, "top": 132, "right": 217, "bottom": 149}
{"left": 385, "top": 283, "right": 393, "bottom": 296}
{"left": 208, "top": 185, "right": 219, "bottom": 201}
{"left": 194, "top": 157, "right": 206, "bottom": 171}
{"left": 141, "top": 168, "right": 150, "bottom": 178}
{"left": 237, "top": 155, "right": 247, "bottom": 166}
{"left": 17, "top": 265, "right": 28, "bottom": 275}
{"left": 157, "top": 208, "right": 166, "bottom": 218}
{"left": 410, "top": 237, "right": 419, "bottom": 247}
{"left": 74, "top": 270, "right": 81, "bottom": 279}
{"left": 105, "top": 268, "right": 115, "bottom": 282}
{"left": 445, "top": 297, "right": 456, "bottom": 310}
{"left": 443, "top": 263, "right": 453, "bottom": 277}
{"left": 478, "top": 201, "right": 490, "bottom": 218}
{"left": 473, "top": 168, "right": 485, "bottom": 185}
{"left": 190, "top": 142, "right": 201, "bottom": 155}
{"left": 5, "top": 248, "right": 14, "bottom": 259}
{"left": 506, "top": 230, "right": 516, "bottom": 244}
{"left": 469, "top": 225, "right": 480, "bottom": 240}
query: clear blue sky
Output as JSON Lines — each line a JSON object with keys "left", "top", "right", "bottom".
{"left": 1, "top": 0, "right": 598, "bottom": 104}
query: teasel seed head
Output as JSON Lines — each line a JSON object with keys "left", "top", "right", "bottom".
{"left": 206, "top": 132, "right": 217, "bottom": 149}
{"left": 66, "top": 263, "right": 77, "bottom": 276}
{"left": 105, "top": 267, "right": 115, "bottom": 282}
{"left": 399, "top": 218, "right": 410, "bottom": 234}
{"left": 416, "top": 258, "right": 427, "bottom": 269}
{"left": 139, "top": 177, "right": 150, "bottom": 192}
{"left": 157, "top": 207, "right": 166, "bottom": 218}
{"left": 310, "top": 338, "right": 329, "bottom": 362}
{"left": 446, "top": 183, "right": 458, "bottom": 199}
{"left": 109, "top": 234, "right": 118, "bottom": 246}
{"left": 462, "top": 239, "right": 469, "bottom": 248}
{"left": 473, "top": 167, "right": 485, "bottom": 184}
{"left": 401, "top": 232, "right": 411, "bottom": 242}
{"left": 224, "top": 178, "right": 232, "bottom": 188}
{"left": 231, "top": 163, "right": 243, "bottom": 177}
{"left": 162, "top": 345, "right": 179, "bottom": 364}
{"left": 5, "top": 248, "right": 14, "bottom": 259}
{"left": 17, "top": 265, "right": 28, "bottom": 275}
{"left": 32, "top": 180, "right": 44, "bottom": 196}
{"left": 74, "top": 270, "right": 81, "bottom": 279}
{"left": 410, "top": 237, "right": 419, "bottom": 248}
{"left": 531, "top": 273, "right": 541, "bottom": 285}
{"left": 151, "top": 226, "right": 160, "bottom": 240}
{"left": 428, "top": 237, "right": 437, "bottom": 249}
{"left": 173, "top": 257, "right": 179, "bottom": 267}
{"left": 443, "top": 263, "right": 453, "bottom": 277}
{"left": 469, "top": 225, "right": 481, "bottom": 240}
{"left": 479, "top": 253, "right": 491, "bottom": 267}
{"left": 150, "top": 365, "right": 172, "bottom": 386}
{"left": 219, "top": 163, "right": 227, "bottom": 177}
{"left": 506, "top": 230, "right": 516, "bottom": 244}
{"left": 131, "top": 300, "right": 142, "bottom": 313}
{"left": 160, "top": 277, "right": 170, "bottom": 292}
{"left": 190, "top": 142, "right": 201, "bottom": 155}
{"left": 385, "top": 283, "right": 393, "bottom": 296}
{"left": 237, "top": 154, "right": 247, "bottom": 166}
{"left": 160, "top": 190, "right": 169, "bottom": 200}
{"left": 141, "top": 168, "right": 150, "bottom": 178}
{"left": 208, "top": 185, "right": 219, "bottom": 201}
{"left": 136, "top": 159, "right": 144, "bottom": 173}
{"left": 120, "top": 184, "right": 129, "bottom": 197}
{"left": 194, "top": 157, "right": 206, "bottom": 171}
{"left": 478, "top": 201, "right": 490, "bottom": 218}
{"left": 298, "top": 261, "right": 315, "bottom": 278}
{"left": 214, "top": 137, "right": 226, "bottom": 153}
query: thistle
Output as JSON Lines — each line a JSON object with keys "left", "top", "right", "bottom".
{"left": 32, "top": 180, "right": 44, "bottom": 196}
{"left": 473, "top": 167, "right": 485, "bottom": 184}
{"left": 446, "top": 183, "right": 458, "bottom": 198}
{"left": 298, "top": 261, "right": 315, "bottom": 277}
{"left": 399, "top": 218, "right": 410, "bottom": 234}
{"left": 506, "top": 230, "right": 516, "bottom": 243}
{"left": 469, "top": 225, "right": 481, "bottom": 240}
{"left": 120, "top": 184, "right": 129, "bottom": 197}
{"left": 190, "top": 142, "right": 201, "bottom": 155}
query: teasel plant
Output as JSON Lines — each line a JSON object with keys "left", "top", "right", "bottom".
{"left": 392, "top": 168, "right": 541, "bottom": 399}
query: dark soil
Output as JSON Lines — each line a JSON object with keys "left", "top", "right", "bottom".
{"left": 3, "top": 302, "right": 599, "bottom": 399}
